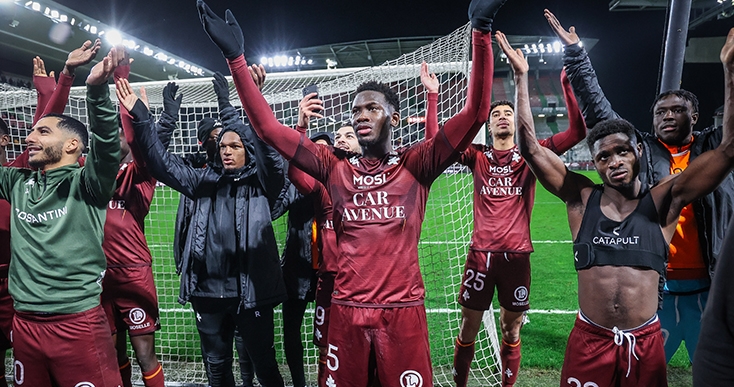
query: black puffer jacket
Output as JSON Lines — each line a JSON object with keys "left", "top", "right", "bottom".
{"left": 563, "top": 43, "right": 734, "bottom": 277}
{"left": 130, "top": 100, "right": 287, "bottom": 309}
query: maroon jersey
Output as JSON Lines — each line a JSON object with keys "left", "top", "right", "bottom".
{"left": 460, "top": 143, "right": 550, "bottom": 252}
{"left": 103, "top": 104, "right": 156, "bottom": 267}
{"left": 102, "top": 161, "right": 156, "bottom": 267}
{"left": 295, "top": 142, "right": 456, "bottom": 306}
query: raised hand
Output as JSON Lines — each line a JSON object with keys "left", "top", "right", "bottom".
{"left": 86, "top": 46, "right": 122, "bottom": 85}
{"left": 248, "top": 64, "right": 266, "bottom": 90}
{"left": 139, "top": 86, "right": 150, "bottom": 109}
{"left": 420, "top": 61, "right": 439, "bottom": 94}
{"left": 211, "top": 72, "right": 231, "bottom": 106}
{"left": 468, "top": 0, "right": 509, "bottom": 33}
{"left": 544, "top": 9, "right": 579, "bottom": 46}
{"left": 196, "top": 0, "right": 244, "bottom": 59}
{"left": 496, "top": 31, "right": 529, "bottom": 75}
{"left": 297, "top": 93, "right": 324, "bottom": 128}
{"left": 64, "top": 39, "right": 102, "bottom": 75}
{"left": 115, "top": 78, "right": 141, "bottom": 112}
{"left": 33, "top": 57, "right": 54, "bottom": 78}
{"left": 721, "top": 27, "right": 734, "bottom": 72}
{"left": 163, "top": 82, "right": 182, "bottom": 116}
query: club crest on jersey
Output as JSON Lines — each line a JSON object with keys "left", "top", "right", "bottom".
{"left": 388, "top": 155, "right": 400, "bottom": 165}
{"left": 400, "top": 370, "right": 423, "bottom": 387}
{"left": 483, "top": 150, "right": 494, "bottom": 162}
{"left": 511, "top": 148, "right": 522, "bottom": 163}
{"left": 24, "top": 178, "right": 35, "bottom": 194}
{"left": 349, "top": 156, "right": 360, "bottom": 165}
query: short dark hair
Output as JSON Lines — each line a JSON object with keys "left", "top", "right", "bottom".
{"left": 490, "top": 100, "right": 514, "bottom": 113}
{"left": 0, "top": 117, "right": 8, "bottom": 136}
{"left": 586, "top": 118, "right": 638, "bottom": 152}
{"left": 355, "top": 81, "right": 400, "bottom": 112}
{"left": 651, "top": 89, "right": 699, "bottom": 114}
{"left": 41, "top": 113, "right": 89, "bottom": 151}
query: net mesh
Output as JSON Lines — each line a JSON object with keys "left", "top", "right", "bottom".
{"left": 0, "top": 22, "right": 589, "bottom": 386}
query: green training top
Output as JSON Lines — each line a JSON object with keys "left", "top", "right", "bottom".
{"left": 0, "top": 83, "right": 120, "bottom": 314}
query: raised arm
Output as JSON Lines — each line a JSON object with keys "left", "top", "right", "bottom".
{"left": 83, "top": 46, "right": 123, "bottom": 206}
{"left": 420, "top": 61, "right": 440, "bottom": 140}
{"left": 44, "top": 40, "right": 103, "bottom": 122}
{"left": 116, "top": 78, "right": 203, "bottom": 198}
{"left": 545, "top": 9, "right": 620, "bottom": 129}
{"left": 662, "top": 29, "right": 734, "bottom": 225}
{"left": 32, "top": 57, "right": 55, "bottom": 124}
{"left": 541, "top": 69, "right": 587, "bottom": 154}
{"left": 496, "top": 31, "right": 591, "bottom": 203}
{"left": 197, "top": 0, "right": 326, "bottom": 179}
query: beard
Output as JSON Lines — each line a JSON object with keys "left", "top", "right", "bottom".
{"left": 28, "top": 144, "right": 63, "bottom": 169}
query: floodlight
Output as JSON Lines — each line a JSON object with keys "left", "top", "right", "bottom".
{"left": 105, "top": 29, "right": 122, "bottom": 45}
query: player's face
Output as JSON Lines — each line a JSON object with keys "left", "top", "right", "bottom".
{"left": 351, "top": 91, "right": 398, "bottom": 148}
{"left": 489, "top": 104, "right": 515, "bottom": 139}
{"left": 26, "top": 116, "right": 70, "bottom": 170}
{"left": 652, "top": 95, "right": 698, "bottom": 146}
{"left": 592, "top": 132, "right": 642, "bottom": 189}
{"left": 219, "top": 131, "right": 247, "bottom": 171}
{"left": 334, "top": 126, "right": 361, "bottom": 153}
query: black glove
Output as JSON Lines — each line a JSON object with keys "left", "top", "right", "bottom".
{"left": 162, "top": 82, "right": 183, "bottom": 118}
{"left": 197, "top": 0, "right": 244, "bottom": 60}
{"left": 212, "top": 72, "right": 232, "bottom": 109}
{"left": 468, "top": 0, "right": 508, "bottom": 33}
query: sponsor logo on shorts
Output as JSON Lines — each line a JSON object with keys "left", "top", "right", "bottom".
{"left": 400, "top": 370, "right": 423, "bottom": 387}
{"left": 514, "top": 286, "right": 528, "bottom": 302}
{"left": 129, "top": 308, "right": 147, "bottom": 325}
{"left": 75, "top": 383, "right": 96, "bottom": 387}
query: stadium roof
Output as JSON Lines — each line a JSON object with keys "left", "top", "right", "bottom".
{"left": 610, "top": 0, "right": 734, "bottom": 29}
{"left": 0, "top": 0, "right": 213, "bottom": 83}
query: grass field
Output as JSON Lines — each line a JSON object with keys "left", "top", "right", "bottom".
{"left": 140, "top": 170, "right": 693, "bottom": 386}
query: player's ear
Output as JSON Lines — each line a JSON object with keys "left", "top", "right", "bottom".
{"left": 636, "top": 142, "right": 643, "bottom": 157}
{"left": 391, "top": 110, "right": 400, "bottom": 128}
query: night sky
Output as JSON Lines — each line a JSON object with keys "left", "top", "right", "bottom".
{"left": 53, "top": 0, "right": 734, "bottom": 132}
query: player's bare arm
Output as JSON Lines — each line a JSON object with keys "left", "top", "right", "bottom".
{"left": 496, "top": 30, "right": 592, "bottom": 209}
{"left": 651, "top": 28, "right": 734, "bottom": 238}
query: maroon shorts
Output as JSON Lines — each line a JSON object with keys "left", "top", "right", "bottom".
{"left": 313, "top": 273, "right": 334, "bottom": 348}
{"left": 101, "top": 266, "right": 160, "bottom": 336}
{"left": 0, "top": 277, "right": 13, "bottom": 351}
{"left": 458, "top": 250, "right": 531, "bottom": 312}
{"left": 325, "top": 303, "right": 433, "bottom": 387}
{"left": 560, "top": 314, "right": 667, "bottom": 387}
{"left": 12, "top": 305, "right": 123, "bottom": 387}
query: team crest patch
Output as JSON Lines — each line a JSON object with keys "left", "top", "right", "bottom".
{"left": 129, "top": 308, "right": 147, "bottom": 325}
{"left": 400, "top": 370, "right": 423, "bottom": 387}
{"left": 514, "top": 286, "right": 528, "bottom": 302}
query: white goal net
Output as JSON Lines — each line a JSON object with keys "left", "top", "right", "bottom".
{"left": 0, "top": 21, "right": 585, "bottom": 386}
